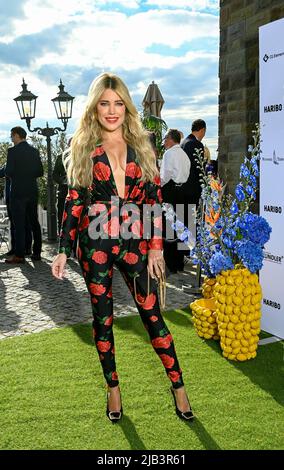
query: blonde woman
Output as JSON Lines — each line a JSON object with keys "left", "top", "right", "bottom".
{"left": 51, "top": 73, "right": 193, "bottom": 423}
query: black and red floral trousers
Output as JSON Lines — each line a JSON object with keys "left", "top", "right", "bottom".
{"left": 77, "top": 236, "right": 184, "bottom": 389}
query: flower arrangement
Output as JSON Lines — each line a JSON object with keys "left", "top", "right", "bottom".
{"left": 192, "top": 125, "right": 272, "bottom": 276}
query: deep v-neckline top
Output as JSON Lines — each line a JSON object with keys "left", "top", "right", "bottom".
{"left": 103, "top": 143, "right": 128, "bottom": 200}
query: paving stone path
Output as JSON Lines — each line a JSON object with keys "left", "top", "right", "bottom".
{"left": 0, "top": 241, "right": 199, "bottom": 340}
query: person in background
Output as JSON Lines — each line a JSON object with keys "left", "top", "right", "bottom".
{"left": 160, "top": 129, "right": 191, "bottom": 273}
{"left": 51, "top": 72, "right": 194, "bottom": 423}
{"left": 5, "top": 126, "right": 43, "bottom": 263}
{"left": 203, "top": 144, "right": 211, "bottom": 164}
{"left": 181, "top": 119, "right": 206, "bottom": 207}
{"left": 205, "top": 159, "right": 218, "bottom": 179}
{"left": 52, "top": 140, "right": 70, "bottom": 235}
{"left": 0, "top": 166, "right": 32, "bottom": 257}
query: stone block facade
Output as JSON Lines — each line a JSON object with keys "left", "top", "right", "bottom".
{"left": 219, "top": 0, "right": 284, "bottom": 194}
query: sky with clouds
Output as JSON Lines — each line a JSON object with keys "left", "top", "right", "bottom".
{"left": 0, "top": 0, "right": 219, "bottom": 156}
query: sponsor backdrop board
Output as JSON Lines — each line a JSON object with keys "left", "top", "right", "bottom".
{"left": 259, "top": 18, "right": 284, "bottom": 338}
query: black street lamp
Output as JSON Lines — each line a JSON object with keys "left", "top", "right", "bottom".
{"left": 14, "top": 79, "right": 74, "bottom": 241}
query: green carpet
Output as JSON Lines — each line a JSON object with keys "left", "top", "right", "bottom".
{"left": 0, "top": 308, "right": 283, "bottom": 450}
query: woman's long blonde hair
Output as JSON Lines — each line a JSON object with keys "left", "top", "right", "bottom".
{"left": 66, "top": 72, "right": 158, "bottom": 188}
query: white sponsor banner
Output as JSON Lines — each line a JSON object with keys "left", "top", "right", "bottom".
{"left": 259, "top": 18, "right": 284, "bottom": 338}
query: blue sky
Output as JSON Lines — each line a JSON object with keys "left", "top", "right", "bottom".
{"left": 0, "top": 0, "right": 219, "bottom": 156}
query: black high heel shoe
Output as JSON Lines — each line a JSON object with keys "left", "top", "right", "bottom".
{"left": 170, "top": 387, "right": 194, "bottom": 421}
{"left": 106, "top": 389, "right": 123, "bottom": 423}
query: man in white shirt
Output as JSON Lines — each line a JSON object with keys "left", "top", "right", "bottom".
{"left": 160, "top": 129, "right": 191, "bottom": 273}
{"left": 160, "top": 129, "right": 190, "bottom": 191}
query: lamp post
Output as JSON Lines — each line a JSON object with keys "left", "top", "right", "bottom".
{"left": 14, "top": 79, "right": 74, "bottom": 241}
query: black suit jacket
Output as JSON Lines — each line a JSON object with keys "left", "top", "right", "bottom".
{"left": 181, "top": 134, "right": 204, "bottom": 204}
{"left": 0, "top": 165, "right": 10, "bottom": 203}
{"left": 5, "top": 141, "right": 43, "bottom": 199}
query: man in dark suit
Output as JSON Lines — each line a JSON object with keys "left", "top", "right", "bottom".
{"left": 5, "top": 126, "right": 43, "bottom": 264}
{"left": 0, "top": 166, "right": 32, "bottom": 257}
{"left": 181, "top": 119, "right": 207, "bottom": 206}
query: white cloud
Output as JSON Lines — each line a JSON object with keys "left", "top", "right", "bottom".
{"left": 93, "top": 0, "right": 139, "bottom": 7}
{"left": 0, "top": 0, "right": 219, "bottom": 151}
{"left": 145, "top": 0, "right": 218, "bottom": 11}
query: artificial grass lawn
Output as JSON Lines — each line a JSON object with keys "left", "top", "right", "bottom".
{"left": 0, "top": 308, "right": 283, "bottom": 450}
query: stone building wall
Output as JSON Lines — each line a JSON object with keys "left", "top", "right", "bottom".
{"left": 219, "top": 0, "right": 284, "bottom": 194}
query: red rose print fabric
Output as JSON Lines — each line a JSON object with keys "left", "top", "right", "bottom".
{"left": 58, "top": 145, "right": 183, "bottom": 390}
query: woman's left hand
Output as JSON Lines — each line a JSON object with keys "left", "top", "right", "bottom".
{"left": 148, "top": 249, "right": 165, "bottom": 280}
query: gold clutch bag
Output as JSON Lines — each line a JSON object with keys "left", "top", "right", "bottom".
{"left": 133, "top": 262, "right": 166, "bottom": 311}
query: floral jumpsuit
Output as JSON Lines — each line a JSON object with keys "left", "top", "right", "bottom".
{"left": 59, "top": 144, "right": 184, "bottom": 389}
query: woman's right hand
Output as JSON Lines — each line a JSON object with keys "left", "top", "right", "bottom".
{"left": 51, "top": 253, "right": 67, "bottom": 280}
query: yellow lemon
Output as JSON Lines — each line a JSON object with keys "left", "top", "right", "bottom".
{"left": 240, "top": 305, "right": 249, "bottom": 314}
{"left": 235, "top": 323, "right": 244, "bottom": 332}
{"left": 204, "top": 333, "right": 211, "bottom": 339}
{"left": 234, "top": 276, "right": 242, "bottom": 286}
{"left": 251, "top": 320, "right": 260, "bottom": 329}
{"left": 226, "top": 285, "right": 235, "bottom": 295}
{"left": 243, "top": 295, "right": 252, "bottom": 305}
{"left": 237, "top": 353, "right": 247, "bottom": 361}
{"left": 233, "top": 296, "right": 242, "bottom": 305}
{"left": 233, "top": 306, "right": 241, "bottom": 315}
{"left": 220, "top": 285, "right": 226, "bottom": 294}
{"left": 217, "top": 313, "right": 224, "bottom": 322}
{"left": 221, "top": 270, "right": 229, "bottom": 277}
{"left": 226, "top": 277, "right": 235, "bottom": 286}
{"left": 249, "top": 336, "right": 258, "bottom": 345}
{"left": 226, "top": 330, "right": 235, "bottom": 339}
{"left": 236, "top": 331, "right": 243, "bottom": 340}
{"left": 225, "top": 305, "right": 233, "bottom": 315}
{"left": 228, "top": 354, "right": 236, "bottom": 360}
{"left": 235, "top": 286, "right": 244, "bottom": 297}
{"left": 243, "top": 286, "right": 252, "bottom": 296}
{"left": 226, "top": 296, "right": 233, "bottom": 305}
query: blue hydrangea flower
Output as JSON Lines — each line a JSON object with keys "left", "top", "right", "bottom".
{"left": 238, "top": 212, "right": 271, "bottom": 246}
{"left": 209, "top": 252, "right": 234, "bottom": 276}
{"left": 235, "top": 240, "right": 263, "bottom": 273}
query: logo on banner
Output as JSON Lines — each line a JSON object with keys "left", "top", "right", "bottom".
{"left": 264, "top": 104, "right": 283, "bottom": 113}
{"left": 263, "top": 298, "right": 281, "bottom": 309}
{"left": 263, "top": 205, "right": 282, "bottom": 214}
{"left": 262, "top": 51, "right": 284, "bottom": 62}
{"left": 262, "top": 150, "right": 284, "bottom": 164}
{"left": 264, "top": 251, "right": 284, "bottom": 265}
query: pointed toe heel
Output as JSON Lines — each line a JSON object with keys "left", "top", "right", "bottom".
{"left": 170, "top": 388, "right": 194, "bottom": 421}
{"left": 106, "top": 390, "right": 123, "bottom": 423}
